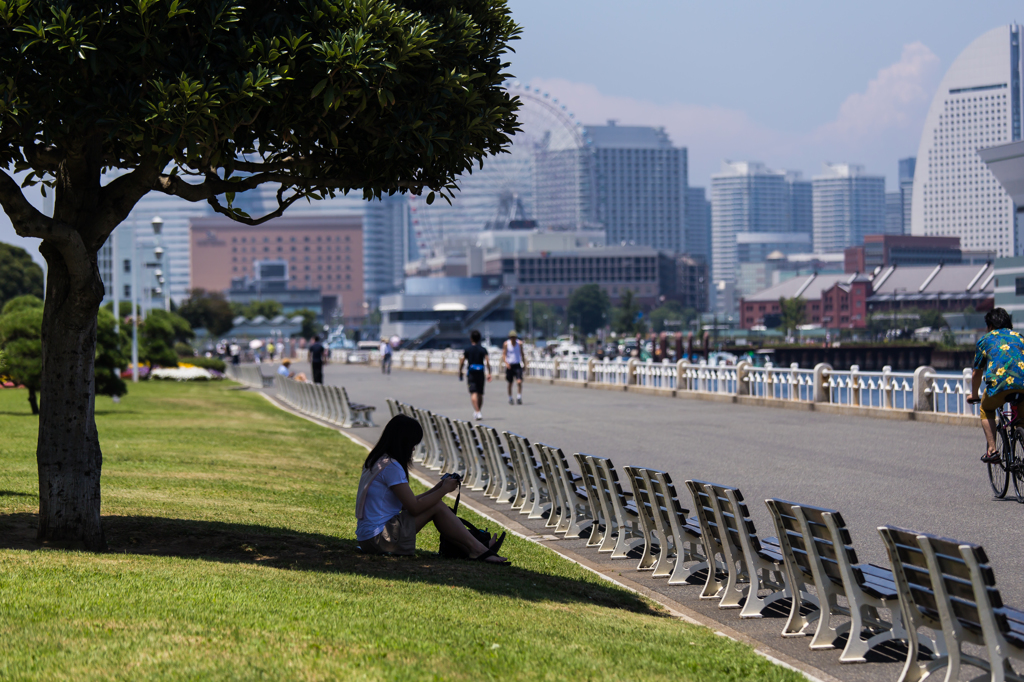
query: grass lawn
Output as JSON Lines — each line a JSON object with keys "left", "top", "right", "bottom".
{"left": 0, "top": 381, "right": 801, "bottom": 681}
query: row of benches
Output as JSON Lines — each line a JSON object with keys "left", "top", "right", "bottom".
{"left": 386, "top": 398, "right": 1024, "bottom": 682}
{"left": 276, "top": 377, "right": 376, "bottom": 428}
{"left": 225, "top": 364, "right": 275, "bottom": 389}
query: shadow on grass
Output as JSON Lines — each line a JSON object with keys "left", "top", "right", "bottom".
{"left": 0, "top": 512, "right": 661, "bottom": 615}
{"left": 0, "top": 411, "right": 36, "bottom": 417}
{"left": 0, "top": 491, "right": 35, "bottom": 498}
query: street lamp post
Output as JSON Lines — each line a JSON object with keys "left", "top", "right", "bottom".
{"left": 151, "top": 216, "right": 167, "bottom": 312}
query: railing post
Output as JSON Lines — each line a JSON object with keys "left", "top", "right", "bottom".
{"left": 676, "top": 360, "right": 687, "bottom": 391}
{"left": 586, "top": 356, "right": 596, "bottom": 383}
{"left": 849, "top": 365, "right": 861, "bottom": 406}
{"left": 552, "top": 356, "right": 560, "bottom": 380}
{"left": 881, "top": 365, "right": 893, "bottom": 409}
{"left": 736, "top": 360, "right": 751, "bottom": 396}
{"left": 626, "top": 358, "right": 639, "bottom": 385}
{"left": 913, "top": 365, "right": 936, "bottom": 412}
{"left": 962, "top": 367, "right": 974, "bottom": 415}
{"left": 812, "top": 362, "right": 832, "bottom": 403}
{"left": 790, "top": 363, "right": 800, "bottom": 401}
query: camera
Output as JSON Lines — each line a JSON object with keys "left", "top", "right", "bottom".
{"left": 441, "top": 472, "right": 463, "bottom": 483}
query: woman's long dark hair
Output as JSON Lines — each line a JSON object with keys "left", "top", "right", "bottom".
{"left": 364, "top": 414, "right": 423, "bottom": 474}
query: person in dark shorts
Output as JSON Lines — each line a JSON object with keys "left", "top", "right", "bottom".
{"left": 458, "top": 329, "right": 491, "bottom": 420}
{"left": 502, "top": 329, "right": 527, "bottom": 405}
{"left": 309, "top": 335, "right": 325, "bottom": 384}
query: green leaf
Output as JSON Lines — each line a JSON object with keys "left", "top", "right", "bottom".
{"left": 426, "top": 191, "right": 435, "bottom": 205}
{"left": 310, "top": 78, "right": 327, "bottom": 99}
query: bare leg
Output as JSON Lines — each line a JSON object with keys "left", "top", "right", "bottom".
{"left": 471, "top": 392, "right": 481, "bottom": 412}
{"left": 507, "top": 380, "right": 513, "bottom": 398}
{"left": 413, "top": 501, "right": 507, "bottom": 562}
{"left": 982, "top": 416, "right": 999, "bottom": 454}
{"left": 516, "top": 378, "right": 523, "bottom": 398}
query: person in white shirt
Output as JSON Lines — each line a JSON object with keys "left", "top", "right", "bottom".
{"left": 502, "top": 330, "right": 526, "bottom": 405}
{"left": 355, "top": 415, "right": 508, "bottom": 563}
{"left": 379, "top": 338, "right": 393, "bottom": 375}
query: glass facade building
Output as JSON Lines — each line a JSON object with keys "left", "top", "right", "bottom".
{"left": 811, "top": 163, "right": 885, "bottom": 254}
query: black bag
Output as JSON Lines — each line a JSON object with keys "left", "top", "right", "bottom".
{"left": 439, "top": 513, "right": 493, "bottom": 559}
{"left": 437, "top": 479, "right": 493, "bottom": 559}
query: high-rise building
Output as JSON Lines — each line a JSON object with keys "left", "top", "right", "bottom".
{"left": 363, "top": 194, "right": 416, "bottom": 311}
{"left": 586, "top": 121, "right": 688, "bottom": 252}
{"left": 899, "top": 157, "right": 916, "bottom": 232}
{"left": 885, "top": 192, "right": 904, "bottom": 235}
{"left": 812, "top": 163, "right": 885, "bottom": 253}
{"left": 710, "top": 162, "right": 811, "bottom": 291}
{"left": 685, "top": 186, "right": 711, "bottom": 261}
{"left": 911, "top": 25, "right": 1022, "bottom": 256}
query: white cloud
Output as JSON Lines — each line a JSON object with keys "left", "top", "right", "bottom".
{"left": 528, "top": 42, "right": 941, "bottom": 186}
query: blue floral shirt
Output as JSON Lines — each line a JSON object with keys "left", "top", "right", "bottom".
{"left": 974, "top": 329, "right": 1024, "bottom": 397}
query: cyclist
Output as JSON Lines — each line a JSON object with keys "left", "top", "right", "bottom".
{"left": 969, "top": 308, "right": 1024, "bottom": 462}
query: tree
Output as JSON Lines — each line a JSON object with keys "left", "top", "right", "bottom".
{"left": 648, "top": 300, "right": 696, "bottom": 333}
{"left": 0, "top": 241, "right": 43, "bottom": 311}
{"left": 567, "top": 284, "right": 610, "bottom": 336}
{"left": 514, "top": 300, "right": 556, "bottom": 338}
{"left": 291, "top": 308, "right": 319, "bottom": 339}
{"left": 232, "top": 299, "right": 284, "bottom": 320}
{"left": 779, "top": 297, "right": 807, "bottom": 334}
{"left": 0, "top": 1, "right": 520, "bottom": 549}
{"left": 141, "top": 310, "right": 194, "bottom": 368}
{"left": 178, "top": 289, "right": 234, "bottom": 336}
{"left": 94, "top": 307, "right": 128, "bottom": 398}
{"left": 919, "top": 309, "right": 947, "bottom": 330}
{"left": 0, "top": 295, "right": 43, "bottom": 414}
{"left": 612, "top": 289, "right": 646, "bottom": 335}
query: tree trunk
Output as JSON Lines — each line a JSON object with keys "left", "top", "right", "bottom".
{"left": 36, "top": 240, "right": 106, "bottom": 551}
{"left": 27, "top": 387, "right": 38, "bottom": 415}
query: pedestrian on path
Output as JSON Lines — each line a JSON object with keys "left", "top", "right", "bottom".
{"left": 458, "top": 329, "right": 491, "bottom": 421}
{"left": 309, "top": 336, "right": 325, "bottom": 384}
{"left": 380, "top": 338, "right": 393, "bottom": 375}
{"left": 502, "top": 329, "right": 526, "bottom": 405}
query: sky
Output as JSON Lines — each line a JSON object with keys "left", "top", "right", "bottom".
{"left": 506, "top": 0, "right": 1022, "bottom": 189}
{"left": 2, "top": 2, "right": 1022, "bottom": 265}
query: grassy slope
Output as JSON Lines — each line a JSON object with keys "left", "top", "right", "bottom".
{"left": 0, "top": 383, "right": 800, "bottom": 681}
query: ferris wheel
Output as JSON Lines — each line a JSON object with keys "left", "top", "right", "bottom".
{"left": 410, "top": 82, "right": 590, "bottom": 255}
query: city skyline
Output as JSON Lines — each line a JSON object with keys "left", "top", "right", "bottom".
{"left": 507, "top": 0, "right": 1021, "bottom": 190}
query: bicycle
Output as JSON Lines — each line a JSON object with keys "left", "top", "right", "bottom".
{"left": 968, "top": 393, "right": 1024, "bottom": 501}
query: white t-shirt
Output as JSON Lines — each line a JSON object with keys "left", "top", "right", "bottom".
{"left": 355, "top": 460, "right": 408, "bottom": 540}
{"left": 380, "top": 342, "right": 392, "bottom": 356}
{"left": 504, "top": 339, "right": 523, "bottom": 365}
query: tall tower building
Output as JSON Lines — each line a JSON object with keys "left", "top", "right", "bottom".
{"left": 685, "top": 186, "right": 711, "bottom": 261}
{"left": 363, "top": 194, "right": 416, "bottom": 310}
{"left": 812, "top": 163, "right": 885, "bottom": 253}
{"left": 899, "top": 157, "right": 916, "bottom": 232}
{"left": 710, "top": 162, "right": 811, "bottom": 285}
{"left": 586, "top": 122, "right": 688, "bottom": 252}
{"left": 911, "top": 25, "right": 1023, "bottom": 256}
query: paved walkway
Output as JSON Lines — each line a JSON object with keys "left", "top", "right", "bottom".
{"left": 283, "top": 362, "right": 1013, "bottom": 682}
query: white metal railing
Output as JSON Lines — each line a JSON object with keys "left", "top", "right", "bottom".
{"left": 380, "top": 350, "right": 977, "bottom": 418}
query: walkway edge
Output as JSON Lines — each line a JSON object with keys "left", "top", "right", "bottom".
{"left": 255, "top": 388, "right": 836, "bottom": 682}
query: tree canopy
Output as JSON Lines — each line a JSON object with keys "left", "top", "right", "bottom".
{"left": 0, "top": 242, "right": 43, "bottom": 312}
{"left": 141, "top": 309, "right": 194, "bottom": 367}
{"left": 567, "top": 284, "right": 610, "bottom": 336}
{"left": 0, "top": 294, "right": 43, "bottom": 413}
{"left": 179, "top": 288, "right": 234, "bottom": 336}
{"left": 0, "top": 0, "right": 521, "bottom": 550}
{"left": 612, "top": 290, "right": 645, "bottom": 335}
{"left": 779, "top": 297, "right": 806, "bottom": 334}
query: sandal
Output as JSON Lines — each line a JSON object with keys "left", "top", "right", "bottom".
{"left": 982, "top": 450, "right": 1002, "bottom": 463}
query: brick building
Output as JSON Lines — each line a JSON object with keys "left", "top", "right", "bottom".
{"left": 190, "top": 215, "right": 364, "bottom": 320}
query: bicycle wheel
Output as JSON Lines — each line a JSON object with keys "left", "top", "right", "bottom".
{"left": 989, "top": 425, "right": 1010, "bottom": 498}
{"left": 1013, "top": 427, "right": 1024, "bottom": 503}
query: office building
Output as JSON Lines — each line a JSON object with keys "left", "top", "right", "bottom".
{"left": 899, "top": 157, "right": 916, "bottom": 232}
{"left": 911, "top": 25, "right": 1023, "bottom": 256}
{"left": 363, "top": 193, "right": 415, "bottom": 311}
{"left": 189, "top": 215, "right": 364, "bottom": 320}
{"left": 710, "top": 162, "right": 812, "bottom": 308}
{"left": 586, "top": 122, "right": 688, "bottom": 252}
{"left": 502, "top": 246, "right": 668, "bottom": 308}
{"left": 812, "top": 163, "right": 885, "bottom": 253}
{"left": 665, "top": 254, "right": 709, "bottom": 312}
{"left": 379, "top": 276, "right": 512, "bottom": 348}
{"left": 885, "top": 192, "right": 904, "bottom": 235}
{"left": 685, "top": 186, "right": 712, "bottom": 262}
{"left": 843, "top": 235, "right": 965, "bottom": 273}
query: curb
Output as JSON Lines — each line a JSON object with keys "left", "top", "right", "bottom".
{"left": 255, "top": 388, "right": 834, "bottom": 682}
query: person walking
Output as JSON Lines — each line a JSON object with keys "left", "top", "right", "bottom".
{"left": 458, "top": 329, "right": 491, "bottom": 420}
{"left": 379, "top": 338, "right": 393, "bottom": 375}
{"left": 502, "top": 329, "right": 526, "bottom": 405}
{"left": 309, "top": 335, "right": 325, "bottom": 384}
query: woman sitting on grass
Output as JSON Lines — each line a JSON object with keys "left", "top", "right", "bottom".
{"left": 355, "top": 414, "right": 508, "bottom": 564}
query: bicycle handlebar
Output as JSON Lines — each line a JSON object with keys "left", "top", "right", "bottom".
{"left": 967, "top": 397, "right": 981, "bottom": 405}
